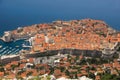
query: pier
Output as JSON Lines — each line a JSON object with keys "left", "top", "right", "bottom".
{"left": 22, "top": 44, "right": 32, "bottom": 48}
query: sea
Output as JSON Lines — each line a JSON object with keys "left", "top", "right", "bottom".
{"left": 0, "top": 0, "right": 120, "bottom": 56}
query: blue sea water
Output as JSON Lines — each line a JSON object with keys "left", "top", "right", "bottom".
{"left": 0, "top": 0, "right": 120, "bottom": 55}
{"left": 0, "top": 39, "right": 30, "bottom": 56}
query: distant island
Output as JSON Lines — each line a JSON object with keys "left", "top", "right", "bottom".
{"left": 0, "top": 19, "right": 120, "bottom": 80}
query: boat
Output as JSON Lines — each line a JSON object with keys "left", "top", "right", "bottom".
{"left": 22, "top": 44, "right": 32, "bottom": 48}
{"left": 7, "top": 48, "right": 16, "bottom": 54}
{"left": 11, "top": 48, "right": 16, "bottom": 52}
{"left": 25, "top": 39, "right": 29, "bottom": 41}
{"left": 9, "top": 47, "right": 12, "bottom": 49}
{"left": 13, "top": 49, "right": 20, "bottom": 54}
{"left": 16, "top": 46, "right": 19, "bottom": 48}
{"left": 2, "top": 50, "right": 8, "bottom": 55}
{"left": 0, "top": 45, "right": 2, "bottom": 48}
{"left": 0, "top": 46, "right": 8, "bottom": 53}
{"left": 3, "top": 49, "right": 10, "bottom": 55}
{"left": 5, "top": 47, "right": 14, "bottom": 55}
{"left": 0, "top": 48, "right": 3, "bottom": 53}
{"left": 7, "top": 50, "right": 11, "bottom": 53}
{"left": 0, "top": 54, "right": 2, "bottom": 56}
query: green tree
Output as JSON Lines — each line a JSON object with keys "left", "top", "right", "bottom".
{"left": 27, "top": 71, "right": 33, "bottom": 77}
{"left": 65, "top": 69, "right": 70, "bottom": 76}
{"left": 11, "top": 64, "right": 18, "bottom": 70}
{"left": 0, "top": 67, "right": 4, "bottom": 72}
{"left": 101, "top": 73, "right": 118, "bottom": 80}
{"left": 89, "top": 72, "right": 95, "bottom": 79}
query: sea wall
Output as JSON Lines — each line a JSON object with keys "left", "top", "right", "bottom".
{"left": 25, "top": 49, "right": 102, "bottom": 58}
{"left": 1, "top": 47, "right": 120, "bottom": 65}
{"left": 0, "top": 56, "right": 20, "bottom": 64}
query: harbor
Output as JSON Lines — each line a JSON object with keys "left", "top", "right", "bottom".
{"left": 0, "top": 0, "right": 120, "bottom": 79}
{"left": 0, "top": 19, "right": 120, "bottom": 80}
{"left": 0, "top": 39, "right": 30, "bottom": 56}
